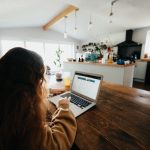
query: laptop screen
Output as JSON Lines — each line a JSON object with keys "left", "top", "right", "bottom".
{"left": 71, "top": 72, "right": 102, "bottom": 100}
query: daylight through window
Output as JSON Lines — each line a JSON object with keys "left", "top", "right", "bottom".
{"left": 1, "top": 40, "right": 74, "bottom": 71}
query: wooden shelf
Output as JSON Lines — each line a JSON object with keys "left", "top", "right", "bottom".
{"left": 141, "top": 58, "right": 150, "bottom": 62}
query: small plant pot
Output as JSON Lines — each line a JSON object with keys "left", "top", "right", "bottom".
{"left": 56, "top": 72, "right": 62, "bottom": 81}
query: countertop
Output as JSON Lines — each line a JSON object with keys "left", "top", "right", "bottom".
{"left": 141, "top": 58, "right": 150, "bottom": 62}
{"left": 64, "top": 61, "right": 135, "bottom": 68}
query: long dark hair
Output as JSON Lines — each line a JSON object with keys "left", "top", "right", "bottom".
{"left": 0, "top": 47, "right": 47, "bottom": 149}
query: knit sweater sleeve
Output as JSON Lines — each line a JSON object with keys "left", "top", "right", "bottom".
{"left": 40, "top": 108, "right": 77, "bottom": 150}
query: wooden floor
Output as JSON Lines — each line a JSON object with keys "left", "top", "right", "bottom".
{"left": 133, "top": 81, "right": 150, "bottom": 91}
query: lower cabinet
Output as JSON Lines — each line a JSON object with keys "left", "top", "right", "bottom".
{"left": 134, "top": 61, "right": 147, "bottom": 82}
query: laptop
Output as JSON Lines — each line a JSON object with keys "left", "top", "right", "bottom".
{"left": 49, "top": 71, "right": 103, "bottom": 117}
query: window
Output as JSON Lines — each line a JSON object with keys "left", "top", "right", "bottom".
{"left": 45, "top": 43, "right": 59, "bottom": 71}
{"left": 60, "top": 44, "right": 74, "bottom": 61}
{"left": 26, "top": 41, "right": 44, "bottom": 59}
{"left": 1, "top": 40, "right": 24, "bottom": 56}
{"left": 1, "top": 40, "right": 75, "bottom": 71}
{"left": 45, "top": 43, "right": 74, "bottom": 70}
{"left": 145, "top": 31, "right": 150, "bottom": 57}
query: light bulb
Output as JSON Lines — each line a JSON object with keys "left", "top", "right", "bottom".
{"left": 64, "top": 16, "right": 68, "bottom": 39}
{"left": 74, "top": 27, "right": 78, "bottom": 33}
{"left": 88, "top": 21, "right": 92, "bottom": 30}
{"left": 74, "top": 9, "right": 79, "bottom": 33}
{"left": 64, "top": 32, "right": 67, "bottom": 39}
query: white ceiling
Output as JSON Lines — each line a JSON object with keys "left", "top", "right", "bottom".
{"left": 0, "top": 0, "right": 150, "bottom": 42}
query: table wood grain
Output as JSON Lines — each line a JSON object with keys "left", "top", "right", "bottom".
{"left": 75, "top": 82, "right": 150, "bottom": 150}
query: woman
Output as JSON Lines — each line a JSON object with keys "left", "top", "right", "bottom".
{"left": 0, "top": 47, "right": 77, "bottom": 150}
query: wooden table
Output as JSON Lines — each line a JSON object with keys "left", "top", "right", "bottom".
{"left": 48, "top": 77, "right": 150, "bottom": 150}
{"left": 74, "top": 82, "right": 150, "bottom": 150}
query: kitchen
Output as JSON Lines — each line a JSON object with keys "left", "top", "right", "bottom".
{"left": 0, "top": 0, "right": 150, "bottom": 149}
{"left": 63, "top": 30, "right": 138, "bottom": 87}
{"left": 0, "top": 1, "right": 150, "bottom": 91}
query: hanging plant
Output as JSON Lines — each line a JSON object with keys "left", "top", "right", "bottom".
{"left": 53, "top": 48, "right": 63, "bottom": 69}
{"left": 82, "top": 42, "right": 107, "bottom": 53}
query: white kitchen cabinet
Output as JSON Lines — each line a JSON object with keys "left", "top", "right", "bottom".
{"left": 134, "top": 61, "right": 147, "bottom": 81}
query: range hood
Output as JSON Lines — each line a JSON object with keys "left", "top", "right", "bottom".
{"left": 117, "top": 30, "right": 141, "bottom": 47}
{"left": 117, "top": 30, "right": 142, "bottom": 60}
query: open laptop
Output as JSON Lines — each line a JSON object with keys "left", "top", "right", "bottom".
{"left": 49, "top": 71, "right": 103, "bottom": 117}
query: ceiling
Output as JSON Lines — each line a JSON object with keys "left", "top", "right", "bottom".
{"left": 0, "top": 0, "right": 150, "bottom": 42}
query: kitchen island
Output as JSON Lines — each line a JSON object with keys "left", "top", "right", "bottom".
{"left": 63, "top": 61, "right": 135, "bottom": 87}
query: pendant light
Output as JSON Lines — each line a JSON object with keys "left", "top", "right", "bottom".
{"left": 88, "top": 14, "right": 93, "bottom": 30}
{"left": 74, "top": 8, "right": 79, "bottom": 32}
{"left": 109, "top": 2, "right": 113, "bottom": 23}
{"left": 64, "top": 16, "right": 68, "bottom": 39}
{"left": 109, "top": 0, "right": 119, "bottom": 24}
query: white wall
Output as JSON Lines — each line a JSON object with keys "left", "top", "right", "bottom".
{"left": 133, "top": 27, "right": 150, "bottom": 58}
{"left": 0, "top": 27, "right": 82, "bottom": 55}
{"left": 107, "top": 31, "right": 126, "bottom": 46}
{"left": 82, "top": 31, "right": 125, "bottom": 47}
{"left": 82, "top": 27, "right": 150, "bottom": 57}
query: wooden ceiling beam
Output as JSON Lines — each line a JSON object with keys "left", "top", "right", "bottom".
{"left": 43, "top": 5, "right": 78, "bottom": 30}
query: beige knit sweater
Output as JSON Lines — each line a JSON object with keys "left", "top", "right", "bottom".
{"left": 0, "top": 104, "right": 77, "bottom": 150}
{"left": 40, "top": 107, "right": 77, "bottom": 150}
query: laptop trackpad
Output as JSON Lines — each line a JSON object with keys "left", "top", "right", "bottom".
{"left": 61, "top": 93, "right": 71, "bottom": 98}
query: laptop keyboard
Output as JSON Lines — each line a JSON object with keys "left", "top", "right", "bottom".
{"left": 61, "top": 93, "right": 91, "bottom": 109}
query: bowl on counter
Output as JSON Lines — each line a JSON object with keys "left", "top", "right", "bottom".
{"left": 67, "top": 58, "right": 74, "bottom": 62}
{"left": 117, "top": 59, "right": 124, "bottom": 65}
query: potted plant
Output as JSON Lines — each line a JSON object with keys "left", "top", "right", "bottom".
{"left": 53, "top": 48, "right": 63, "bottom": 81}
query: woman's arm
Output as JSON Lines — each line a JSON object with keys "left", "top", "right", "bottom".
{"left": 41, "top": 99, "right": 77, "bottom": 150}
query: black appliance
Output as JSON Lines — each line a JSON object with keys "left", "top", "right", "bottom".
{"left": 145, "top": 62, "right": 150, "bottom": 86}
{"left": 117, "top": 30, "right": 142, "bottom": 60}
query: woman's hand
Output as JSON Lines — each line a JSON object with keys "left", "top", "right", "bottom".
{"left": 59, "top": 98, "right": 70, "bottom": 109}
